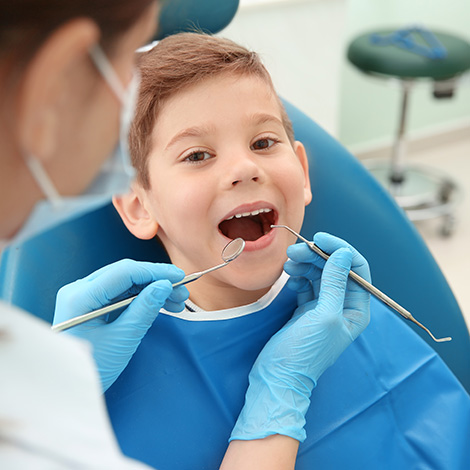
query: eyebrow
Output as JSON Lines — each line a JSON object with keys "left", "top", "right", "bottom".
{"left": 165, "top": 125, "right": 213, "bottom": 151}
{"left": 249, "top": 113, "right": 284, "bottom": 128}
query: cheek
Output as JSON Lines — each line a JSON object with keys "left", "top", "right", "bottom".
{"left": 277, "top": 163, "right": 309, "bottom": 205}
{"left": 150, "top": 177, "right": 210, "bottom": 229}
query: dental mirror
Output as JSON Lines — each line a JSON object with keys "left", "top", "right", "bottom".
{"left": 52, "top": 238, "right": 245, "bottom": 333}
{"left": 223, "top": 237, "right": 246, "bottom": 261}
{"left": 272, "top": 224, "right": 452, "bottom": 343}
{"left": 172, "top": 237, "right": 246, "bottom": 287}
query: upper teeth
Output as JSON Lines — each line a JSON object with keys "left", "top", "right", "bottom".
{"left": 225, "top": 208, "right": 272, "bottom": 221}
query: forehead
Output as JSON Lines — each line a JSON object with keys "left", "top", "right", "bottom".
{"left": 151, "top": 73, "right": 282, "bottom": 144}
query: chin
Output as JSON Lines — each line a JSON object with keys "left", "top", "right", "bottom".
{"left": 227, "top": 265, "right": 284, "bottom": 293}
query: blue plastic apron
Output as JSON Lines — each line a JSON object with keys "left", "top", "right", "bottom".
{"left": 106, "top": 288, "right": 470, "bottom": 470}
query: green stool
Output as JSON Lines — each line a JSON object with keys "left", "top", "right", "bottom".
{"left": 347, "top": 27, "right": 470, "bottom": 235}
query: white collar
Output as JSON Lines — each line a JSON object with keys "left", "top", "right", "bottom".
{"left": 161, "top": 271, "right": 289, "bottom": 322}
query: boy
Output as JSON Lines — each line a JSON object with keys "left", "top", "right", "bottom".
{"left": 108, "top": 33, "right": 469, "bottom": 469}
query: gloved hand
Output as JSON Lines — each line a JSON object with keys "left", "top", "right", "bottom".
{"left": 230, "top": 233, "right": 370, "bottom": 442}
{"left": 53, "top": 260, "right": 189, "bottom": 392}
{"left": 285, "top": 232, "right": 371, "bottom": 320}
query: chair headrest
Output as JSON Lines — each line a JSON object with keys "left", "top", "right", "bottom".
{"left": 154, "top": 0, "right": 240, "bottom": 40}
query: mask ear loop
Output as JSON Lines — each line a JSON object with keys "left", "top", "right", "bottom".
{"left": 118, "top": 70, "right": 140, "bottom": 179}
{"left": 89, "top": 44, "right": 139, "bottom": 179}
{"left": 25, "top": 155, "right": 62, "bottom": 208}
{"left": 89, "top": 44, "right": 127, "bottom": 101}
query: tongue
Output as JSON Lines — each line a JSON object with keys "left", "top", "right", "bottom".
{"left": 219, "top": 217, "right": 264, "bottom": 241}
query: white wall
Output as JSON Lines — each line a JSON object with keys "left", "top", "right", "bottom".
{"left": 221, "top": 0, "right": 347, "bottom": 137}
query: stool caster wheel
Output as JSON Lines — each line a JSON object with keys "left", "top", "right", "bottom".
{"left": 441, "top": 214, "right": 456, "bottom": 237}
{"left": 439, "top": 180, "right": 454, "bottom": 203}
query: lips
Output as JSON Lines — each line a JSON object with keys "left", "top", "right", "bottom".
{"left": 218, "top": 206, "right": 277, "bottom": 241}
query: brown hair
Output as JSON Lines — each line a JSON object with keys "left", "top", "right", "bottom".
{"left": 130, "top": 32, "right": 295, "bottom": 189}
{"left": 0, "top": 0, "right": 155, "bottom": 69}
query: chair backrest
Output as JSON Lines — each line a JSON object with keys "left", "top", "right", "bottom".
{"left": 283, "top": 99, "right": 470, "bottom": 392}
{"left": 0, "top": 204, "right": 168, "bottom": 323}
{"left": 1, "top": 99, "right": 469, "bottom": 392}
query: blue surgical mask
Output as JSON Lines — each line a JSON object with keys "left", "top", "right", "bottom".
{"left": 6, "top": 45, "right": 140, "bottom": 247}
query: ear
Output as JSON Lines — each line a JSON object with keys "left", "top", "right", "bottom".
{"left": 294, "top": 141, "right": 312, "bottom": 206}
{"left": 113, "top": 186, "right": 160, "bottom": 240}
{"left": 17, "top": 18, "right": 100, "bottom": 161}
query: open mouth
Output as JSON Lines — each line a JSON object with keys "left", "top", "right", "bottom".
{"left": 218, "top": 208, "right": 276, "bottom": 242}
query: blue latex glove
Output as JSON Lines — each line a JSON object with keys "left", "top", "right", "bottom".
{"left": 230, "top": 233, "right": 370, "bottom": 442}
{"left": 285, "top": 232, "right": 371, "bottom": 318}
{"left": 53, "top": 260, "right": 189, "bottom": 392}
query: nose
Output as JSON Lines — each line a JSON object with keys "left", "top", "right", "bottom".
{"left": 224, "top": 151, "right": 264, "bottom": 188}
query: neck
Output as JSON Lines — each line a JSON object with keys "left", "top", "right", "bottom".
{"left": 186, "top": 277, "right": 272, "bottom": 312}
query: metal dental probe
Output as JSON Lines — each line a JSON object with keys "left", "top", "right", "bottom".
{"left": 272, "top": 224, "right": 452, "bottom": 343}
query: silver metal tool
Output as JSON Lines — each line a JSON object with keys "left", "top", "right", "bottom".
{"left": 272, "top": 224, "right": 451, "bottom": 343}
{"left": 52, "top": 238, "right": 245, "bottom": 333}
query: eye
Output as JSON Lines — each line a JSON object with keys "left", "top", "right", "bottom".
{"left": 251, "top": 137, "right": 278, "bottom": 151}
{"left": 183, "top": 150, "right": 213, "bottom": 163}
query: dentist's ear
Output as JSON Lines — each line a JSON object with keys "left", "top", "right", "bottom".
{"left": 18, "top": 18, "right": 99, "bottom": 162}
{"left": 294, "top": 141, "right": 312, "bottom": 206}
{"left": 113, "top": 186, "right": 159, "bottom": 240}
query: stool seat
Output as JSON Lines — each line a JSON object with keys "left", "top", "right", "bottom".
{"left": 348, "top": 29, "right": 470, "bottom": 80}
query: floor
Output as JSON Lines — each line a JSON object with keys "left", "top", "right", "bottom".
{"left": 358, "top": 132, "right": 470, "bottom": 329}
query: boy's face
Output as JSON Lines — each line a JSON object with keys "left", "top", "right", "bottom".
{"left": 130, "top": 73, "right": 311, "bottom": 309}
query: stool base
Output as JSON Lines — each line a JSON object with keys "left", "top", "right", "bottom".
{"left": 365, "top": 160, "right": 462, "bottom": 236}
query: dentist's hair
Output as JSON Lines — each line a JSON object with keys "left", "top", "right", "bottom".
{"left": 130, "top": 32, "right": 295, "bottom": 189}
{"left": 0, "top": 0, "right": 155, "bottom": 71}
